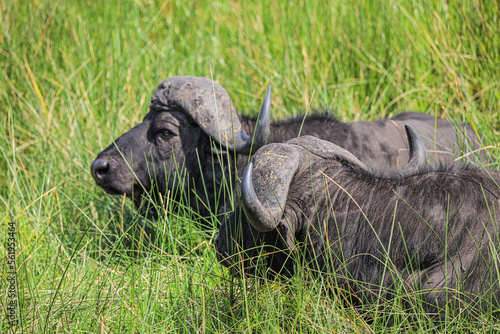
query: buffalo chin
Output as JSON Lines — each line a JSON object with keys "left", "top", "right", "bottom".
{"left": 99, "top": 185, "right": 129, "bottom": 196}
{"left": 97, "top": 181, "right": 159, "bottom": 220}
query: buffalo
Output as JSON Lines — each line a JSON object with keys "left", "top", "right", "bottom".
{"left": 215, "top": 127, "right": 500, "bottom": 314}
{"left": 90, "top": 76, "right": 487, "bottom": 224}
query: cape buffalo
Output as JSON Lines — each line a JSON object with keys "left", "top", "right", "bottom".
{"left": 215, "top": 127, "right": 500, "bottom": 314}
{"left": 90, "top": 76, "right": 488, "bottom": 223}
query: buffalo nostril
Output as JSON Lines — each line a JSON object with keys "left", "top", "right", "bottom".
{"left": 91, "top": 158, "right": 109, "bottom": 183}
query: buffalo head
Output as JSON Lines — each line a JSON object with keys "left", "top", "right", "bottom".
{"left": 215, "top": 126, "right": 427, "bottom": 274}
{"left": 91, "top": 76, "right": 271, "bottom": 220}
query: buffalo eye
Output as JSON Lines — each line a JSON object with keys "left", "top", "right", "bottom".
{"left": 157, "top": 129, "right": 173, "bottom": 140}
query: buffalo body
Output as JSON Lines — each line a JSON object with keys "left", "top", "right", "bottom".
{"left": 216, "top": 130, "right": 500, "bottom": 313}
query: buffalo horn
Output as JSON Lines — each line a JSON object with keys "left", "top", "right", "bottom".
{"left": 287, "top": 136, "right": 370, "bottom": 172}
{"left": 231, "top": 85, "right": 271, "bottom": 155}
{"left": 151, "top": 76, "right": 270, "bottom": 155}
{"left": 403, "top": 125, "right": 428, "bottom": 173}
{"left": 241, "top": 144, "right": 300, "bottom": 232}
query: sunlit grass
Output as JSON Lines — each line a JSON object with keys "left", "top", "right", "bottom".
{"left": 1, "top": 0, "right": 499, "bottom": 332}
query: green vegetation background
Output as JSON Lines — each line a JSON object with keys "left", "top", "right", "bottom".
{"left": 1, "top": 0, "right": 499, "bottom": 332}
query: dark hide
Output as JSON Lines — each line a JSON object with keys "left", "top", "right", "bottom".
{"left": 91, "top": 77, "right": 489, "bottom": 223}
{"left": 216, "top": 136, "right": 500, "bottom": 314}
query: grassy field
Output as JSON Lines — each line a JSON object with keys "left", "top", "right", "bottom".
{"left": 1, "top": 0, "right": 500, "bottom": 332}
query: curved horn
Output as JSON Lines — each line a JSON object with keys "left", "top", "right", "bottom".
{"left": 150, "top": 76, "right": 270, "bottom": 154}
{"left": 241, "top": 162, "right": 278, "bottom": 232}
{"left": 231, "top": 85, "right": 271, "bottom": 154}
{"left": 241, "top": 144, "right": 300, "bottom": 232}
{"left": 403, "top": 125, "right": 427, "bottom": 173}
{"left": 287, "top": 136, "right": 370, "bottom": 172}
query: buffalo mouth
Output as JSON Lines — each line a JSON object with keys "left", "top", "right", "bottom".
{"left": 96, "top": 181, "right": 156, "bottom": 215}
{"left": 90, "top": 158, "right": 139, "bottom": 196}
{"left": 93, "top": 171, "right": 163, "bottom": 220}
{"left": 94, "top": 178, "right": 135, "bottom": 198}
{"left": 98, "top": 184, "right": 130, "bottom": 196}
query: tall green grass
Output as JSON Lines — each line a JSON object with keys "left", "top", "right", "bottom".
{"left": 1, "top": 0, "right": 499, "bottom": 332}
